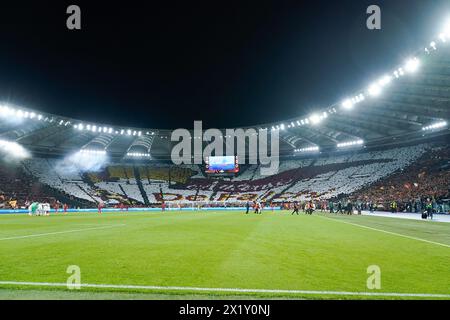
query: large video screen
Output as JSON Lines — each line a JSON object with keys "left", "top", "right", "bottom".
{"left": 205, "top": 156, "right": 239, "bottom": 174}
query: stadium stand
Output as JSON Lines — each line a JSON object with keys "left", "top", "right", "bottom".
{"left": 350, "top": 146, "right": 450, "bottom": 210}
{"left": 6, "top": 142, "right": 445, "bottom": 211}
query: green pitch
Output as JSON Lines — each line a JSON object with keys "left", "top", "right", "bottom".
{"left": 0, "top": 210, "right": 449, "bottom": 300}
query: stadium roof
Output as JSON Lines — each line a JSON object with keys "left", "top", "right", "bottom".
{"left": 0, "top": 37, "right": 449, "bottom": 160}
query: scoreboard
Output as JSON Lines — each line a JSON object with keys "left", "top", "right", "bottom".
{"left": 205, "top": 156, "right": 239, "bottom": 174}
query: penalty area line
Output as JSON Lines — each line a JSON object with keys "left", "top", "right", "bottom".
{"left": 0, "top": 281, "right": 449, "bottom": 298}
{"left": 0, "top": 224, "right": 126, "bottom": 241}
{"left": 317, "top": 215, "right": 450, "bottom": 249}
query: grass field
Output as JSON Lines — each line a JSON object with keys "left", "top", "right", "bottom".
{"left": 0, "top": 210, "right": 449, "bottom": 300}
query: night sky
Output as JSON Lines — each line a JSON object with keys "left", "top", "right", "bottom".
{"left": 0, "top": 0, "right": 449, "bottom": 129}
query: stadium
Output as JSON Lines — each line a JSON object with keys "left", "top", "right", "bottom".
{"left": 0, "top": 2, "right": 449, "bottom": 301}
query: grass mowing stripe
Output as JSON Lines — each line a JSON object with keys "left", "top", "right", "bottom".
{"left": 0, "top": 224, "right": 126, "bottom": 241}
{"left": 0, "top": 281, "right": 449, "bottom": 298}
{"left": 318, "top": 215, "right": 450, "bottom": 248}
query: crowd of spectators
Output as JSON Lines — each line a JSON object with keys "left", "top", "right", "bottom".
{"left": 349, "top": 146, "right": 450, "bottom": 213}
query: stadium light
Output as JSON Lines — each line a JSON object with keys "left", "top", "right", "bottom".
{"left": 127, "top": 152, "right": 151, "bottom": 157}
{"left": 78, "top": 149, "right": 107, "bottom": 155}
{"left": 444, "top": 20, "right": 450, "bottom": 36}
{"left": 404, "top": 57, "right": 420, "bottom": 73}
{"left": 422, "top": 121, "right": 447, "bottom": 131}
{"left": 368, "top": 83, "right": 382, "bottom": 97}
{"left": 309, "top": 114, "right": 322, "bottom": 125}
{"left": 378, "top": 75, "right": 392, "bottom": 86}
{"left": 337, "top": 139, "right": 364, "bottom": 148}
{"left": 342, "top": 99, "right": 354, "bottom": 109}
{"left": 294, "top": 146, "right": 319, "bottom": 153}
{"left": 0, "top": 139, "right": 29, "bottom": 158}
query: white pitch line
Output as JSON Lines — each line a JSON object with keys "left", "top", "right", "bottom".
{"left": 0, "top": 224, "right": 126, "bottom": 241}
{"left": 318, "top": 215, "right": 450, "bottom": 248}
{"left": 0, "top": 281, "right": 449, "bottom": 298}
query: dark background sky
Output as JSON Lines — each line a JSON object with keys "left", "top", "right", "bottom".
{"left": 0, "top": 0, "right": 449, "bottom": 129}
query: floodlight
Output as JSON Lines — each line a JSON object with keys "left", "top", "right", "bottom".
{"left": 309, "top": 114, "right": 321, "bottom": 125}
{"left": 0, "top": 139, "right": 29, "bottom": 158}
{"left": 379, "top": 75, "right": 392, "bottom": 86}
{"left": 342, "top": 99, "right": 353, "bottom": 109}
{"left": 444, "top": 20, "right": 450, "bottom": 36}
{"left": 404, "top": 58, "right": 420, "bottom": 73}
{"left": 295, "top": 146, "right": 319, "bottom": 153}
{"left": 337, "top": 139, "right": 364, "bottom": 148}
{"left": 368, "top": 83, "right": 382, "bottom": 97}
{"left": 422, "top": 121, "right": 448, "bottom": 131}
